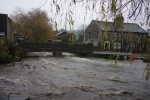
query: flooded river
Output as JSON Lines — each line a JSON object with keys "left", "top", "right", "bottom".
{"left": 0, "top": 52, "right": 150, "bottom": 100}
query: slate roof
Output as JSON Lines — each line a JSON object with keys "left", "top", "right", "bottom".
{"left": 55, "top": 31, "right": 68, "bottom": 36}
{"left": 92, "top": 20, "right": 148, "bottom": 34}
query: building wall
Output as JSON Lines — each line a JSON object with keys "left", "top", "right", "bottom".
{"left": 85, "top": 21, "right": 147, "bottom": 52}
{"left": 110, "top": 32, "right": 147, "bottom": 52}
{"left": 85, "top": 21, "right": 103, "bottom": 47}
{"left": 7, "top": 18, "right": 14, "bottom": 43}
{"left": 0, "top": 14, "right": 7, "bottom": 37}
{"left": 0, "top": 14, "right": 14, "bottom": 43}
{"left": 148, "top": 29, "right": 150, "bottom": 36}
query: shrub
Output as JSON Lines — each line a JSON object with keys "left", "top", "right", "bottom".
{"left": 0, "top": 53, "right": 12, "bottom": 64}
{"left": 0, "top": 40, "right": 22, "bottom": 64}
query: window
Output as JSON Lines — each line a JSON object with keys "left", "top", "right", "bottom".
{"left": 113, "top": 41, "right": 122, "bottom": 50}
{"left": 113, "top": 32, "right": 117, "bottom": 37}
{"left": 118, "top": 33, "right": 122, "bottom": 38}
{"left": 114, "top": 33, "right": 122, "bottom": 38}
{"left": 132, "top": 42, "right": 136, "bottom": 48}
{"left": 0, "top": 32, "right": 4, "bottom": 35}
{"left": 113, "top": 32, "right": 122, "bottom": 38}
{"left": 0, "top": 32, "right": 5, "bottom": 37}
{"left": 118, "top": 42, "right": 121, "bottom": 49}
{"left": 142, "top": 43, "right": 145, "bottom": 48}
{"left": 113, "top": 42, "right": 117, "bottom": 49}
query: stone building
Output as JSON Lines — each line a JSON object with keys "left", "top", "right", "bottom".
{"left": 56, "top": 31, "right": 76, "bottom": 43}
{"left": 85, "top": 20, "right": 148, "bottom": 53}
{"left": 0, "top": 13, "right": 14, "bottom": 43}
{"left": 148, "top": 29, "right": 150, "bottom": 36}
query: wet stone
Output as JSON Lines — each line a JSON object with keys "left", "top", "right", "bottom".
{"left": 9, "top": 94, "right": 30, "bottom": 100}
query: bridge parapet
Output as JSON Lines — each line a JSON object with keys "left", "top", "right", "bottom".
{"left": 19, "top": 41, "right": 69, "bottom": 52}
{"left": 70, "top": 43, "right": 94, "bottom": 56}
{"left": 19, "top": 41, "right": 94, "bottom": 56}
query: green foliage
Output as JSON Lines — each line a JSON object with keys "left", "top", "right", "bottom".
{"left": 101, "top": 1, "right": 106, "bottom": 20}
{"left": 69, "top": 33, "right": 76, "bottom": 43}
{"left": 113, "top": 14, "right": 124, "bottom": 65}
{"left": 55, "top": 21, "right": 58, "bottom": 31}
{"left": 114, "top": 15, "right": 124, "bottom": 32}
{"left": 115, "top": 53, "right": 119, "bottom": 65}
{"left": 129, "top": 32, "right": 133, "bottom": 52}
{"left": 0, "top": 41, "right": 21, "bottom": 64}
{"left": 111, "top": 0, "right": 117, "bottom": 14}
{"left": 0, "top": 53, "right": 12, "bottom": 64}
{"left": 12, "top": 54, "right": 21, "bottom": 62}
{"left": 103, "top": 21, "right": 109, "bottom": 41}
{"left": 145, "top": 65, "right": 150, "bottom": 80}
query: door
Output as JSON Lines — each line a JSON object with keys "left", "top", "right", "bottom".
{"left": 104, "top": 41, "right": 110, "bottom": 50}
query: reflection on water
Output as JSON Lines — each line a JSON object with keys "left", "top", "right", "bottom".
{"left": 0, "top": 52, "right": 150, "bottom": 100}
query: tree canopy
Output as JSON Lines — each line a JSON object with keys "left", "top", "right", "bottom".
{"left": 11, "top": 9, "right": 55, "bottom": 41}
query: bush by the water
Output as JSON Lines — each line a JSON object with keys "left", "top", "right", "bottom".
{"left": 0, "top": 53, "right": 12, "bottom": 64}
{"left": 0, "top": 41, "right": 21, "bottom": 64}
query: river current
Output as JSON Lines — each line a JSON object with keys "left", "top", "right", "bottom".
{"left": 0, "top": 52, "right": 150, "bottom": 100}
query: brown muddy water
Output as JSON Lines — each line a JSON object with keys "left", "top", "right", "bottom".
{"left": 0, "top": 52, "right": 150, "bottom": 100}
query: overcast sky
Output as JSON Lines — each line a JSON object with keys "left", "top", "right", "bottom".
{"left": 1, "top": 0, "right": 41, "bottom": 14}
{"left": 0, "top": 0, "right": 92, "bottom": 30}
{"left": 0, "top": 0, "right": 149, "bottom": 30}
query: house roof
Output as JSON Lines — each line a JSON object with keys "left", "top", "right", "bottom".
{"left": 92, "top": 20, "right": 148, "bottom": 34}
{"left": 55, "top": 31, "right": 68, "bottom": 36}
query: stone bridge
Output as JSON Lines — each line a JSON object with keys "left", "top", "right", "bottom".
{"left": 19, "top": 41, "right": 94, "bottom": 57}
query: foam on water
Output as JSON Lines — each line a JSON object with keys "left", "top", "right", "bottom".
{"left": 68, "top": 57, "right": 147, "bottom": 68}
{"left": 27, "top": 52, "right": 52, "bottom": 57}
{"left": 1, "top": 55, "right": 150, "bottom": 100}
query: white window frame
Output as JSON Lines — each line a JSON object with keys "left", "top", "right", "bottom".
{"left": 113, "top": 41, "right": 122, "bottom": 50}
{"left": 0, "top": 32, "right": 4, "bottom": 36}
{"left": 132, "top": 42, "right": 136, "bottom": 48}
{"left": 113, "top": 32, "right": 117, "bottom": 37}
{"left": 118, "top": 33, "right": 122, "bottom": 38}
{"left": 104, "top": 41, "right": 110, "bottom": 50}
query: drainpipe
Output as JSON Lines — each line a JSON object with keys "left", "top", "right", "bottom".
{"left": 102, "top": 30, "right": 104, "bottom": 51}
{"left": 83, "top": 25, "right": 85, "bottom": 43}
